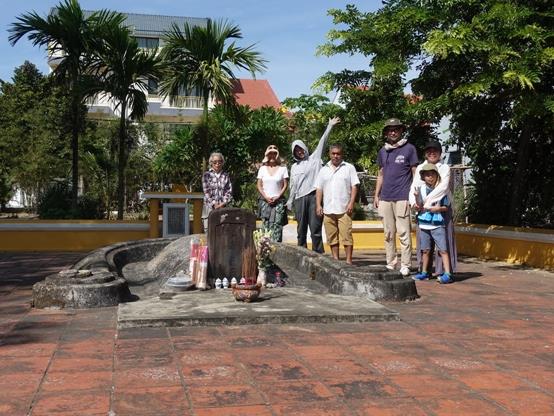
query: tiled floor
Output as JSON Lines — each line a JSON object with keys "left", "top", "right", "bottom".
{"left": 0, "top": 251, "right": 553, "bottom": 415}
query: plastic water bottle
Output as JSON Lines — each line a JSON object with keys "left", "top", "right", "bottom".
{"left": 215, "top": 278, "right": 222, "bottom": 289}
{"left": 230, "top": 277, "right": 238, "bottom": 286}
{"left": 222, "top": 277, "right": 229, "bottom": 289}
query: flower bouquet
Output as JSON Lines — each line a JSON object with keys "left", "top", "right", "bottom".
{"left": 253, "top": 228, "right": 275, "bottom": 286}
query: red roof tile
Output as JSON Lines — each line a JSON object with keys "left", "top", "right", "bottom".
{"left": 231, "top": 79, "right": 281, "bottom": 110}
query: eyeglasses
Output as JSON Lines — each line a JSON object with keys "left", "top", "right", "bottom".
{"left": 211, "top": 160, "right": 223, "bottom": 164}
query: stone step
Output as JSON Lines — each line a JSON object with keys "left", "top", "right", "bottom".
{"left": 117, "top": 288, "right": 399, "bottom": 328}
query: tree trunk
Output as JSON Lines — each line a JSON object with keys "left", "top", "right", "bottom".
{"left": 508, "top": 126, "right": 532, "bottom": 226}
{"left": 70, "top": 94, "right": 80, "bottom": 215}
{"left": 201, "top": 91, "right": 210, "bottom": 173}
{"left": 117, "top": 101, "right": 127, "bottom": 220}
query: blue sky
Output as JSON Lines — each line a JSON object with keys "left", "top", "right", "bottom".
{"left": 1, "top": 0, "right": 383, "bottom": 101}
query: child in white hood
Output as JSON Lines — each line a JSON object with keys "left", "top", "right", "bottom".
{"left": 286, "top": 117, "right": 340, "bottom": 252}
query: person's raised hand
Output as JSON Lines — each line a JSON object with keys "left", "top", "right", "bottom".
{"left": 329, "top": 116, "right": 341, "bottom": 126}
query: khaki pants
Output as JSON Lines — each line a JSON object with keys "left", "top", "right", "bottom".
{"left": 378, "top": 200, "right": 412, "bottom": 269}
{"left": 323, "top": 213, "right": 353, "bottom": 246}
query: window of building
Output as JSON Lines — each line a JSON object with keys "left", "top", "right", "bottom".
{"left": 147, "top": 78, "right": 159, "bottom": 95}
{"left": 177, "top": 85, "right": 201, "bottom": 97}
{"left": 134, "top": 36, "right": 159, "bottom": 49}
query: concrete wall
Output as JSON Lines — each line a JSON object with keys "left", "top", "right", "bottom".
{"left": 1, "top": 219, "right": 552, "bottom": 270}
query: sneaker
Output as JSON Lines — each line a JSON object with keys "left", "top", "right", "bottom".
{"left": 437, "top": 273, "right": 454, "bottom": 284}
{"left": 412, "top": 272, "right": 430, "bottom": 281}
{"left": 400, "top": 266, "right": 410, "bottom": 277}
{"left": 386, "top": 265, "right": 395, "bottom": 271}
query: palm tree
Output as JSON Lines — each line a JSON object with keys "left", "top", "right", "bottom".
{"left": 159, "top": 19, "right": 267, "bottom": 169}
{"left": 92, "top": 25, "right": 161, "bottom": 219}
{"left": 9, "top": 0, "right": 125, "bottom": 213}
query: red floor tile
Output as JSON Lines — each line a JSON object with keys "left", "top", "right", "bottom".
{"left": 47, "top": 356, "right": 113, "bottom": 373}
{"left": 243, "top": 358, "right": 314, "bottom": 381}
{"left": 41, "top": 370, "right": 112, "bottom": 392}
{"left": 112, "top": 386, "right": 189, "bottom": 415}
{"left": 271, "top": 401, "right": 355, "bottom": 415}
{"left": 181, "top": 362, "right": 249, "bottom": 385}
{"left": 352, "top": 397, "right": 429, "bottom": 416}
{"left": 420, "top": 395, "right": 508, "bottom": 415}
{"left": 0, "top": 395, "right": 33, "bottom": 416}
{"left": 483, "top": 389, "right": 554, "bottom": 414}
{"left": 32, "top": 390, "right": 110, "bottom": 415}
{"left": 114, "top": 366, "right": 181, "bottom": 388}
{"left": 194, "top": 404, "right": 273, "bottom": 416}
{"left": 187, "top": 383, "right": 265, "bottom": 408}
{"left": 388, "top": 372, "right": 468, "bottom": 397}
{"left": 453, "top": 370, "right": 532, "bottom": 391}
{"left": 257, "top": 380, "right": 335, "bottom": 404}
{"left": 324, "top": 375, "right": 402, "bottom": 400}
{"left": 307, "top": 358, "right": 375, "bottom": 379}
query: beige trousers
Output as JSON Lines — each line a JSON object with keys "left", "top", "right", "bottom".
{"left": 378, "top": 200, "right": 412, "bottom": 269}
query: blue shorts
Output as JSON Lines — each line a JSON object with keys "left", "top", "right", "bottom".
{"left": 419, "top": 227, "right": 447, "bottom": 252}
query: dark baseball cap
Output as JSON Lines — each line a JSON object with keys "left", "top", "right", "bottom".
{"left": 423, "top": 141, "right": 442, "bottom": 152}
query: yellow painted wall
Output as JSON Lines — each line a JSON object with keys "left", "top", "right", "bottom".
{"left": 1, "top": 219, "right": 552, "bottom": 270}
{"left": 455, "top": 224, "right": 554, "bottom": 270}
{"left": 0, "top": 220, "right": 149, "bottom": 252}
{"left": 289, "top": 220, "right": 416, "bottom": 251}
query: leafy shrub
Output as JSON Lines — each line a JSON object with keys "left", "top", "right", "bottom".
{"left": 37, "top": 183, "right": 104, "bottom": 219}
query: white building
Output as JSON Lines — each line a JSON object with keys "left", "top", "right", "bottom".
{"left": 48, "top": 11, "right": 210, "bottom": 124}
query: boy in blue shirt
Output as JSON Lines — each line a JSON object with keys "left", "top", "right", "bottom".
{"left": 412, "top": 163, "right": 453, "bottom": 284}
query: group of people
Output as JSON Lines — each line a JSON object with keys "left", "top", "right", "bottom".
{"left": 201, "top": 117, "right": 457, "bottom": 280}
{"left": 375, "top": 118, "right": 456, "bottom": 283}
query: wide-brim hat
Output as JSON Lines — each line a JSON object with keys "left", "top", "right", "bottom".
{"left": 424, "top": 140, "right": 442, "bottom": 152}
{"left": 383, "top": 118, "right": 405, "bottom": 130}
{"left": 262, "top": 145, "right": 282, "bottom": 164}
{"left": 419, "top": 162, "right": 440, "bottom": 176}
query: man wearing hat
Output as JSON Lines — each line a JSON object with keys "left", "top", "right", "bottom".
{"left": 374, "top": 118, "right": 419, "bottom": 276}
{"left": 410, "top": 140, "right": 457, "bottom": 275}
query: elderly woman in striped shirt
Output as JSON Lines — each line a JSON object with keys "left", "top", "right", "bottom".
{"left": 201, "top": 152, "right": 233, "bottom": 232}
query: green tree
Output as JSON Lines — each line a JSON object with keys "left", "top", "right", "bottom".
{"left": 207, "top": 105, "right": 289, "bottom": 208}
{"left": 0, "top": 62, "right": 72, "bottom": 207}
{"left": 92, "top": 23, "right": 161, "bottom": 219}
{"left": 319, "top": 1, "right": 554, "bottom": 227}
{"left": 282, "top": 94, "right": 343, "bottom": 148}
{"left": 9, "top": 0, "right": 125, "bottom": 212}
{"left": 153, "top": 125, "right": 202, "bottom": 191}
{"left": 153, "top": 105, "right": 289, "bottom": 208}
{"left": 159, "top": 19, "right": 267, "bottom": 169}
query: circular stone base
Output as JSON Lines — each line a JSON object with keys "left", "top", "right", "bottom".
{"left": 33, "top": 269, "right": 130, "bottom": 309}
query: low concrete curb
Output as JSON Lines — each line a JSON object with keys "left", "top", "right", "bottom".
{"left": 270, "top": 243, "right": 418, "bottom": 301}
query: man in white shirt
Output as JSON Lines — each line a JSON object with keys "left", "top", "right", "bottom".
{"left": 315, "top": 144, "right": 360, "bottom": 264}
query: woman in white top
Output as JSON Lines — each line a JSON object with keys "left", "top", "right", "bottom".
{"left": 409, "top": 140, "right": 457, "bottom": 274}
{"left": 257, "top": 145, "right": 289, "bottom": 242}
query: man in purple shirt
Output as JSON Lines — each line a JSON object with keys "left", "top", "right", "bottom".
{"left": 374, "top": 118, "right": 419, "bottom": 276}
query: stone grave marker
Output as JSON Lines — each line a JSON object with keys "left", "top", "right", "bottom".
{"left": 207, "top": 207, "right": 256, "bottom": 284}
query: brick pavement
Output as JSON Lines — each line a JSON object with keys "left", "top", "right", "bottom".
{"left": 0, "top": 251, "right": 553, "bottom": 415}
